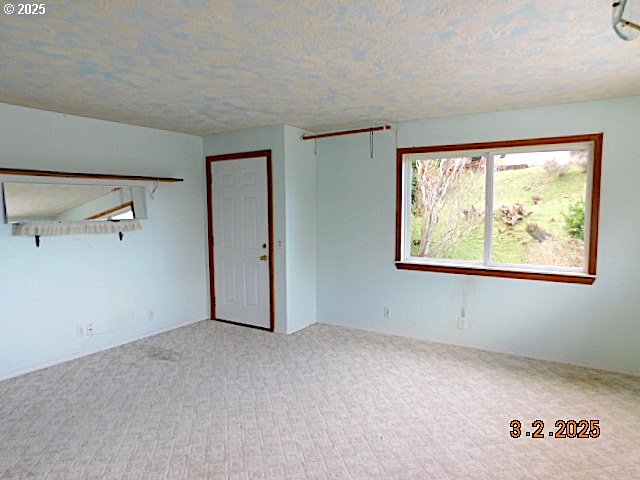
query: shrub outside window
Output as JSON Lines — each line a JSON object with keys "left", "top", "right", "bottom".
{"left": 395, "top": 134, "right": 603, "bottom": 284}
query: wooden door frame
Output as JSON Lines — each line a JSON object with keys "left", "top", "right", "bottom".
{"left": 206, "top": 150, "right": 275, "bottom": 332}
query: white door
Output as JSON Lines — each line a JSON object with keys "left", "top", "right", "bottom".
{"left": 211, "top": 156, "right": 271, "bottom": 329}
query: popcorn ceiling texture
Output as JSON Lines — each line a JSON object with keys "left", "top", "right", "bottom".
{"left": 1, "top": 1, "right": 639, "bottom": 135}
{"left": 0, "top": 321, "right": 639, "bottom": 479}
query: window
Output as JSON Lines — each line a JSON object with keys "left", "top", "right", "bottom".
{"left": 85, "top": 202, "right": 135, "bottom": 221}
{"left": 395, "top": 134, "right": 603, "bottom": 284}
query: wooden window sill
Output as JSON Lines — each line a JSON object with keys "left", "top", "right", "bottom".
{"left": 395, "top": 262, "right": 595, "bottom": 284}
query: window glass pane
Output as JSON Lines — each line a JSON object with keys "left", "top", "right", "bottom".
{"left": 89, "top": 204, "right": 134, "bottom": 221}
{"left": 492, "top": 150, "right": 588, "bottom": 268}
{"left": 110, "top": 208, "right": 134, "bottom": 220}
{"left": 410, "top": 156, "right": 486, "bottom": 261}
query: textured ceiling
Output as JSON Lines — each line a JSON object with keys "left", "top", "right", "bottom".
{"left": 1, "top": 1, "right": 639, "bottom": 135}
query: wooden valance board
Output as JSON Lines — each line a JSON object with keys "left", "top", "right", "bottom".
{"left": 0, "top": 167, "right": 183, "bottom": 183}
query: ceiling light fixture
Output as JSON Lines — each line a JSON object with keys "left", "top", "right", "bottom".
{"left": 613, "top": 0, "right": 640, "bottom": 41}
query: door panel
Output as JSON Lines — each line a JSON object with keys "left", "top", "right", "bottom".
{"left": 211, "top": 156, "right": 271, "bottom": 329}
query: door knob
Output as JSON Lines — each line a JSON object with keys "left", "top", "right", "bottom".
{"left": 259, "top": 255, "right": 268, "bottom": 261}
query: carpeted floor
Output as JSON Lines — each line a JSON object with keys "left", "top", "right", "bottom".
{"left": 0, "top": 321, "right": 639, "bottom": 479}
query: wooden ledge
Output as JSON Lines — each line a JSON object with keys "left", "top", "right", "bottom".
{"left": 395, "top": 262, "right": 595, "bottom": 284}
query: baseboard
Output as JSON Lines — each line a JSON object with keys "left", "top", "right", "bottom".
{"left": 318, "top": 320, "right": 640, "bottom": 377}
{"left": 0, "top": 318, "right": 208, "bottom": 382}
{"left": 286, "top": 319, "right": 316, "bottom": 335}
{"left": 5, "top": 318, "right": 635, "bottom": 381}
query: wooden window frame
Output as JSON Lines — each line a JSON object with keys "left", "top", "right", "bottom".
{"left": 395, "top": 134, "right": 603, "bottom": 284}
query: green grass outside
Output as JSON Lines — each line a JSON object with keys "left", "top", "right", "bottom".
{"left": 412, "top": 165, "right": 586, "bottom": 265}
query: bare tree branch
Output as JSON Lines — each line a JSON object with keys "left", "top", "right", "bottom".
{"left": 413, "top": 157, "right": 485, "bottom": 258}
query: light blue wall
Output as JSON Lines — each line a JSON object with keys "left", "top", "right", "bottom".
{"left": 3, "top": 96, "right": 638, "bottom": 378}
{"left": 0, "top": 103, "right": 209, "bottom": 380}
{"left": 316, "top": 96, "right": 640, "bottom": 375}
{"left": 284, "top": 126, "right": 317, "bottom": 333}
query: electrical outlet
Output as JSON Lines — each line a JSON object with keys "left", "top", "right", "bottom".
{"left": 458, "top": 307, "right": 468, "bottom": 330}
{"left": 148, "top": 310, "right": 154, "bottom": 321}
{"left": 383, "top": 307, "right": 391, "bottom": 318}
{"left": 77, "top": 325, "right": 85, "bottom": 337}
{"left": 86, "top": 323, "right": 94, "bottom": 335}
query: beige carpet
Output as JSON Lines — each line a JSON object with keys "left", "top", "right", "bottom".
{"left": 0, "top": 321, "right": 638, "bottom": 479}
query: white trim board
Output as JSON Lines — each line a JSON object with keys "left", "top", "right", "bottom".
{"left": 286, "top": 319, "right": 316, "bottom": 335}
{"left": 318, "top": 320, "right": 640, "bottom": 378}
{"left": 0, "top": 318, "right": 208, "bottom": 382}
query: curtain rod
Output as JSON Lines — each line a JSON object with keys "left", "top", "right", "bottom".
{"left": 621, "top": 19, "right": 640, "bottom": 30}
{"left": 302, "top": 124, "right": 393, "bottom": 141}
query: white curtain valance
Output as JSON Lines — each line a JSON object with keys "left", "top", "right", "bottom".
{"left": 12, "top": 220, "right": 143, "bottom": 237}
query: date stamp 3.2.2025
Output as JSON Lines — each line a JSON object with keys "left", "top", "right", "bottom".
{"left": 510, "top": 419, "right": 600, "bottom": 439}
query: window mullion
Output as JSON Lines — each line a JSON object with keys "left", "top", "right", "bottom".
{"left": 403, "top": 158, "right": 413, "bottom": 259}
{"left": 484, "top": 152, "right": 494, "bottom": 267}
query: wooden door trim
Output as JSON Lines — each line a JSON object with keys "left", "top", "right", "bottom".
{"left": 206, "top": 150, "right": 275, "bottom": 332}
